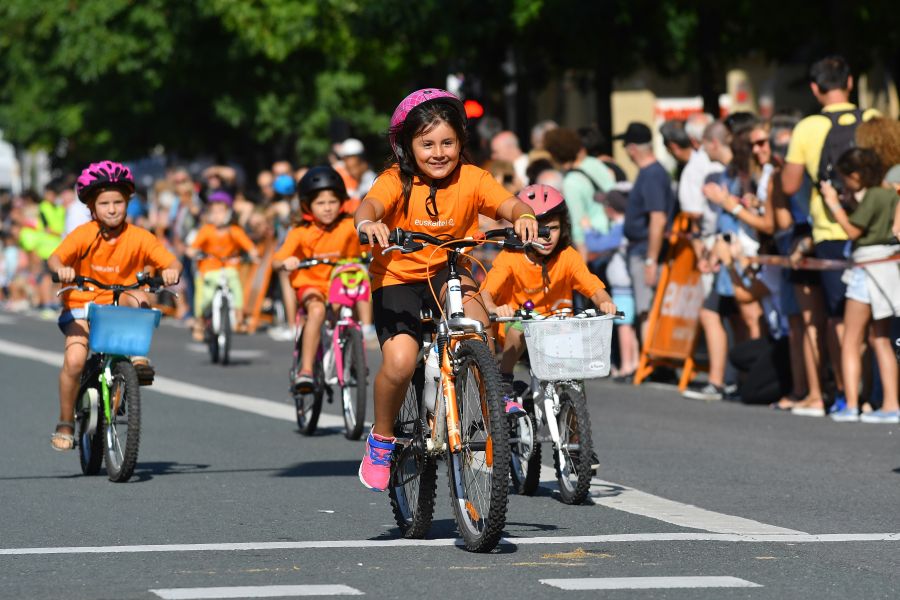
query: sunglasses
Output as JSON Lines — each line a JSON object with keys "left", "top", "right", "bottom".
{"left": 751, "top": 139, "right": 769, "bottom": 148}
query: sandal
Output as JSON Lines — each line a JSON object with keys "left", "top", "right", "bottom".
{"left": 50, "top": 421, "right": 75, "bottom": 451}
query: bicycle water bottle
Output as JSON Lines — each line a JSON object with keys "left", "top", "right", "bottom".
{"left": 423, "top": 344, "right": 442, "bottom": 412}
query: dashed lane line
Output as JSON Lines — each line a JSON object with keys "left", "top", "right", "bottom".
{"left": 2, "top": 533, "right": 899, "bottom": 556}
{"left": 540, "top": 576, "right": 762, "bottom": 590}
{"left": 150, "top": 584, "right": 363, "bottom": 599}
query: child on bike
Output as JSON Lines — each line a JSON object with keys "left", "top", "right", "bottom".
{"left": 47, "top": 161, "right": 181, "bottom": 451}
{"left": 354, "top": 88, "right": 539, "bottom": 491}
{"left": 273, "top": 166, "right": 369, "bottom": 390}
{"left": 186, "top": 191, "right": 259, "bottom": 341}
{"left": 480, "top": 184, "right": 617, "bottom": 385}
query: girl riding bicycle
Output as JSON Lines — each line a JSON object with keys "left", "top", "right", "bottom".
{"left": 187, "top": 191, "right": 259, "bottom": 341}
{"left": 273, "top": 166, "right": 369, "bottom": 390}
{"left": 354, "top": 88, "right": 539, "bottom": 491}
{"left": 47, "top": 161, "right": 181, "bottom": 451}
{"left": 480, "top": 184, "right": 617, "bottom": 382}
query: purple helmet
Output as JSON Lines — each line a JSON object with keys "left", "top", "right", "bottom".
{"left": 207, "top": 190, "right": 234, "bottom": 206}
{"left": 389, "top": 88, "right": 466, "bottom": 153}
{"left": 76, "top": 161, "right": 135, "bottom": 203}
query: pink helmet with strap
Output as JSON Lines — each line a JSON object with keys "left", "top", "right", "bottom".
{"left": 76, "top": 161, "right": 135, "bottom": 203}
{"left": 516, "top": 184, "right": 566, "bottom": 218}
{"left": 389, "top": 88, "right": 466, "bottom": 153}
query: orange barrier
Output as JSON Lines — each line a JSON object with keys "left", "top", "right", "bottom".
{"left": 243, "top": 238, "right": 277, "bottom": 333}
{"left": 634, "top": 213, "right": 705, "bottom": 391}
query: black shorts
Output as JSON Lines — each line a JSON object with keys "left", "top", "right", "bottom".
{"left": 372, "top": 266, "right": 474, "bottom": 347}
{"left": 815, "top": 240, "right": 850, "bottom": 317}
{"left": 702, "top": 288, "right": 738, "bottom": 316}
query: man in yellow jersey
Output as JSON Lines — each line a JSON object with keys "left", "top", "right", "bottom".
{"left": 781, "top": 55, "right": 880, "bottom": 415}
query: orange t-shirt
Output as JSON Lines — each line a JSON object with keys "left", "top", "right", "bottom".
{"left": 191, "top": 224, "right": 256, "bottom": 273}
{"left": 273, "top": 216, "right": 362, "bottom": 293}
{"left": 52, "top": 221, "right": 177, "bottom": 310}
{"left": 364, "top": 164, "right": 512, "bottom": 289}
{"left": 481, "top": 246, "right": 605, "bottom": 315}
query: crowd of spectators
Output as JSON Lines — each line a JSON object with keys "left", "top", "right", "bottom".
{"left": 2, "top": 54, "right": 899, "bottom": 422}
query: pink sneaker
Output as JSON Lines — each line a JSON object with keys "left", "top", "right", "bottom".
{"left": 505, "top": 399, "right": 526, "bottom": 418}
{"left": 359, "top": 432, "right": 395, "bottom": 491}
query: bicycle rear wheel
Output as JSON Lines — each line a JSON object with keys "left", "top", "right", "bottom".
{"left": 292, "top": 329, "right": 323, "bottom": 435}
{"left": 389, "top": 365, "right": 437, "bottom": 538}
{"left": 104, "top": 360, "right": 141, "bottom": 482}
{"left": 340, "top": 328, "right": 367, "bottom": 440}
{"left": 553, "top": 384, "right": 594, "bottom": 505}
{"left": 447, "top": 340, "right": 509, "bottom": 552}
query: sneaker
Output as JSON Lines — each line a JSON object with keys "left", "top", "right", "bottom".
{"left": 505, "top": 398, "right": 527, "bottom": 418}
{"left": 293, "top": 371, "right": 314, "bottom": 391}
{"left": 791, "top": 405, "right": 826, "bottom": 417}
{"left": 682, "top": 383, "right": 723, "bottom": 401}
{"left": 859, "top": 410, "right": 900, "bottom": 424}
{"left": 359, "top": 432, "right": 395, "bottom": 491}
{"left": 828, "top": 394, "right": 847, "bottom": 415}
{"left": 829, "top": 406, "right": 860, "bottom": 422}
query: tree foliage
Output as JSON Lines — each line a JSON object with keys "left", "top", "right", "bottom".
{"left": 1, "top": 0, "right": 899, "bottom": 171}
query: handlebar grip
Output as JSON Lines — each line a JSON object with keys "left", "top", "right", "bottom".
{"left": 538, "top": 225, "right": 550, "bottom": 238}
{"left": 359, "top": 228, "right": 403, "bottom": 246}
{"left": 358, "top": 232, "right": 369, "bottom": 245}
{"left": 51, "top": 273, "right": 85, "bottom": 286}
{"left": 51, "top": 273, "right": 60, "bottom": 283}
{"left": 144, "top": 275, "right": 167, "bottom": 289}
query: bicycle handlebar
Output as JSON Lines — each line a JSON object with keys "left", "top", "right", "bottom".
{"left": 52, "top": 272, "right": 170, "bottom": 292}
{"left": 292, "top": 255, "right": 372, "bottom": 271}
{"left": 490, "top": 308, "right": 625, "bottom": 323}
{"left": 358, "top": 226, "right": 550, "bottom": 252}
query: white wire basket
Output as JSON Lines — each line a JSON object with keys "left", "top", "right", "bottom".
{"left": 522, "top": 314, "right": 615, "bottom": 380}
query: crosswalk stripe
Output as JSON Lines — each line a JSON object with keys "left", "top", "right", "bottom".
{"left": 540, "top": 576, "right": 762, "bottom": 590}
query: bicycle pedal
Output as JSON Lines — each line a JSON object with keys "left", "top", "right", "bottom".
{"left": 134, "top": 364, "right": 155, "bottom": 386}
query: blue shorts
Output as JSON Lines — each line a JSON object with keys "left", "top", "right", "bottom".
{"left": 612, "top": 292, "right": 635, "bottom": 326}
{"left": 845, "top": 267, "right": 870, "bottom": 305}
{"left": 58, "top": 307, "right": 88, "bottom": 334}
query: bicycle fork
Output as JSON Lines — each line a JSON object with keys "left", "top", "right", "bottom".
{"left": 540, "top": 382, "right": 568, "bottom": 472}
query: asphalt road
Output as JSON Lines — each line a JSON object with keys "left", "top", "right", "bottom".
{"left": 1, "top": 309, "right": 898, "bottom": 599}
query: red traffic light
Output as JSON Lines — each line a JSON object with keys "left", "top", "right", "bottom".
{"left": 464, "top": 99, "right": 484, "bottom": 119}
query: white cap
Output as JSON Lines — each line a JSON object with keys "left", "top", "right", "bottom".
{"left": 337, "top": 138, "right": 365, "bottom": 158}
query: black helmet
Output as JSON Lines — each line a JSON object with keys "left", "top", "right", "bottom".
{"left": 297, "top": 166, "right": 348, "bottom": 205}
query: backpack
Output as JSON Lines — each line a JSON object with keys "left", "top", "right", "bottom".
{"left": 816, "top": 108, "right": 863, "bottom": 186}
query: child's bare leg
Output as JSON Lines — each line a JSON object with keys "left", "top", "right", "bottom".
{"left": 499, "top": 327, "right": 526, "bottom": 375}
{"left": 870, "top": 318, "right": 898, "bottom": 413}
{"left": 56, "top": 320, "right": 89, "bottom": 446}
{"left": 356, "top": 298, "right": 373, "bottom": 326}
{"left": 300, "top": 294, "right": 326, "bottom": 374}
{"left": 618, "top": 324, "right": 639, "bottom": 374}
{"left": 373, "top": 334, "right": 418, "bottom": 437}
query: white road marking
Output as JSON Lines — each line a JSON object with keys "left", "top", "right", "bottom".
{"left": 538, "top": 465, "right": 803, "bottom": 535}
{"left": 2, "top": 533, "right": 899, "bottom": 556}
{"left": 0, "top": 314, "right": 17, "bottom": 325}
{"left": 185, "top": 343, "right": 265, "bottom": 359}
{"left": 540, "top": 576, "right": 762, "bottom": 590}
{"left": 0, "top": 338, "right": 345, "bottom": 429}
{"left": 150, "top": 584, "right": 363, "bottom": 599}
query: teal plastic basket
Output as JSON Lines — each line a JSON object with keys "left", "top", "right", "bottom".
{"left": 87, "top": 304, "right": 162, "bottom": 356}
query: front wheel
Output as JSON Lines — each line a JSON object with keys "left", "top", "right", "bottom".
{"left": 218, "top": 298, "right": 231, "bottom": 366}
{"left": 553, "top": 385, "right": 594, "bottom": 505}
{"left": 77, "top": 384, "right": 103, "bottom": 476}
{"left": 510, "top": 410, "right": 541, "bottom": 496}
{"left": 292, "top": 330, "right": 323, "bottom": 435}
{"left": 340, "top": 328, "right": 367, "bottom": 440}
{"left": 389, "top": 365, "right": 437, "bottom": 538}
{"left": 104, "top": 361, "right": 141, "bottom": 482}
{"left": 447, "top": 340, "right": 510, "bottom": 552}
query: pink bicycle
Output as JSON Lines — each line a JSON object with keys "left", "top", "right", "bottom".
{"left": 290, "top": 257, "right": 370, "bottom": 439}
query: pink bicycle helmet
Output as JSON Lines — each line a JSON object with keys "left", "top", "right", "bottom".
{"left": 517, "top": 184, "right": 566, "bottom": 218}
{"left": 76, "top": 161, "right": 135, "bottom": 203}
{"left": 389, "top": 88, "right": 466, "bottom": 153}
{"left": 207, "top": 190, "right": 233, "bottom": 206}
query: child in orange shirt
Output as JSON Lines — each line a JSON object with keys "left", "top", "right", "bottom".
{"left": 354, "top": 89, "right": 539, "bottom": 491}
{"left": 481, "top": 184, "right": 617, "bottom": 380}
{"left": 186, "top": 191, "right": 259, "bottom": 340}
{"left": 272, "top": 166, "right": 369, "bottom": 389}
{"left": 48, "top": 161, "right": 181, "bottom": 451}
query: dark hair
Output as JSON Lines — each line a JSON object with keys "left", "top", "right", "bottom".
{"left": 577, "top": 126, "right": 608, "bottom": 157}
{"left": 543, "top": 128, "right": 583, "bottom": 164}
{"left": 836, "top": 147, "right": 885, "bottom": 188}
{"left": 810, "top": 55, "right": 851, "bottom": 94}
{"left": 388, "top": 100, "right": 470, "bottom": 215}
{"left": 659, "top": 120, "right": 691, "bottom": 149}
{"left": 723, "top": 112, "right": 758, "bottom": 136}
{"left": 525, "top": 158, "right": 555, "bottom": 185}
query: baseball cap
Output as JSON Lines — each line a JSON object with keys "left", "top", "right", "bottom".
{"left": 337, "top": 138, "right": 365, "bottom": 158}
{"left": 613, "top": 122, "right": 652, "bottom": 145}
{"left": 884, "top": 164, "right": 900, "bottom": 185}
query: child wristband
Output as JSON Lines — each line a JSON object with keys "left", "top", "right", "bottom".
{"left": 356, "top": 219, "right": 373, "bottom": 234}
{"left": 518, "top": 214, "right": 537, "bottom": 220}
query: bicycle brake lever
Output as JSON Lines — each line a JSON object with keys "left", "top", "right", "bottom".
{"left": 400, "top": 242, "right": 426, "bottom": 254}
{"left": 381, "top": 244, "right": 405, "bottom": 255}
